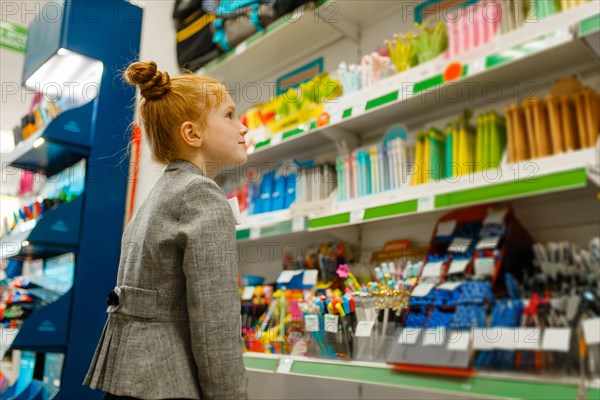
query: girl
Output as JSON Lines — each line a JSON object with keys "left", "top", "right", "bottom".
{"left": 84, "top": 61, "right": 249, "bottom": 400}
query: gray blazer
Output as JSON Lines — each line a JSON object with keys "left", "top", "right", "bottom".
{"left": 84, "top": 160, "right": 248, "bottom": 399}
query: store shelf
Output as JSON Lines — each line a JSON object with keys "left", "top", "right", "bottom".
{"left": 10, "top": 289, "right": 72, "bottom": 352}
{"left": 0, "top": 196, "right": 83, "bottom": 260}
{"left": 308, "top": 148, "right": 596, "bottom": 230}
{"left": 236, "top": 209, "right": 306, "bottom": 241}
{"left": 235, "top": 148, "right": 597, "bottom": 240}
{"left": 242, "top": 353, "right": 600, "bottom": 400}
{"left": 246, "top": 4, "right": 600, "bottom": 164}
{"left": 199, "top": 0, "right": 405, "bottom": 85}
{"left": 5, "top": 100, "right": 94, "bottom": 176}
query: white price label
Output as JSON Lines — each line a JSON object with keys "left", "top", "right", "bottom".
{"left": 302, "top": 269, "right": 318, "bottom": 287}
{"left": 324, "top": 314, "right": 339, "bottom": 333}
{"left": 270, "top": 132, "right": 283, "bottom": 146}
{"left": 398, "top": 328, "right": 421, "bottom": 344}
{"left": 330, "top": 112, "right": 343, "bottom": 125}
{"left": 418, "top": 196, "right": 434, "bottom": 212}
{"left": 249, "top": 227, "right": 260, "bottom": 240}
{"left": 583, "top": 318, "right": 600, "bottom": 345}
{"left": 438, "top": 281, "right": 464, "bottom": 291}
{"left": 474, "top": 258, "right": 495, "bottom": 278}
{"left": 304, "top": 315, "right": 319, "bottom": 332}
{"left": 276, "top": 356, "right": 294, "bottom": 373}
{"left": 542, "top": 328, "right": 572, "bottom": 352}
{"left": 436, "top": 220, "right": 456, "bottom": 236}
{"left": 448, "top": 237, "right": 473, "bottom": 253}
{"left": 241, "top": 286, "right": 255, "bottom": 301}
{"left": 411, "top": 283, "right": 435, "bottom": 297}
{"left": 484, "top": 208, "right": 508, "bottom": 225}
{"left": 515, "top": 327, "right": 541, "bottom": 350}
{"left": 353, "top": 101, "right": 367, "bottom": 117}
{"left": 448, "top": 260, "right": 469, "bottom": 275}
{"left": 495, "top": 328, "right": 516, "bottom": 350}
{"left": 277, "top": 270, "right": 303, "bottom": 284}
{"left": 423, "top": 327, "right": 446, "bottom": 346}
{"left": 468, "top": 58, "right": 485, "bottom": 76}
{"left": 473, "top": 328, "right": 496, "bottom": 350}
{"left": 421, "top": 261, "right": 444, "bottom": 278}
{"left": 447, "top": 330, "right": 471, "bottom": 351}
{"left": 292, "top": 216, "right": 305, "bottom": 232}
{"left": 476, "top": 236, "right": 501, "bottom": 250}
{"left": 350, "top": 209, "right": 365, "bottom": 224}
{"left": 235, "top": 42, "right": 248, "bottom": 55}
{"left": 354, "top": 321, "right": 375, "bottom": 337}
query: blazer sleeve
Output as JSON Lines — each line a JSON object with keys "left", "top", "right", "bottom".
{"left": 181, "top": 178, "right": 248, "bottom": 400}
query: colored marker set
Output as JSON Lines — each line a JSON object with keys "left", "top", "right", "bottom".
{"left": 246, "top": 163, "right": 297, "bottom": 215}
{"left": 15, "top": 99, "right": 63, "bottom": 144}
{"left": 336, "top": 126, "right": 410, "bottom": 201}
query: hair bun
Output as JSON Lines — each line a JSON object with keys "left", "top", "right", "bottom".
{"left": 124, "top": 61, "right": 171, "bottom": 100}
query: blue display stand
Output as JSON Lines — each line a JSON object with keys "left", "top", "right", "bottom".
{"left": 3, "top": 1, "right": 142, "bottom": 398}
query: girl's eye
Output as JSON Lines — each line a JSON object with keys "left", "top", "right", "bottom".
{"left": 227, "top": 112, "right": 233, "bottom": 119}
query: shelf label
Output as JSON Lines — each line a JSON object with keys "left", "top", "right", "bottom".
{"left": 468, "top": 58, "right": 485, "bottom": 76}
{"left": 350, "top": 209, "right": 365, "bottom": 223}
{"left": 448, "top": 259, "right": 469, "bottom": 275}
{"left": 249, "top": 227, "right": 260, "bottom": 240}
{"left": 448, "top": 237, "right": 473, "bottom": 253}
{"left": 484, "top": 208, "right": 508, "bottom": 225}
{"left": 304, "top": 315, "right": 319, "bottom": 332}
{"left": 330, "top": 112, "right": 343, "bottom": 125}
{"left": 473, "top": 328, "right": 496, "bottom": 350}
{"left": 583, "top": 318, "right": 600, "bottom": 345}
{"left": 515, "top": 327, "right": 541, "bottom": 350}
{"left": 241, "top": 286, "right": 255, "bottom": 300}
{"left": 271, "top": 132, "right": 283, "bottom": 146}
{"left": 302, "top": 270, "right": 318, "bottom": 287}
{"left": 438, "top": 281, "right": 464, "bottom": 291}
{"left": 542, "top": 328, "right": 572, "bottom": 352}
{"left": 421, "top": 261, "right": 444, "bottom": 278}
{"left": 276, "top": 356, "right": 294, "bottom": 374}
{"left": 353, "top": 101, "right": 366, "bottom": 117}
{"left": 292, "top": 216, "right": 305, "bottom": 232}
{"left": 354, "top": 321, "right": 375, "bottom": 337}
{"left": 277, "top": 270, "right": 303, "bottom": 284}
{"left": 476, "top": 236, "right": 501, "bottom": 250}
{"left": 474, "top": 258, "right": 495, "bottom": 278}
{"left": 417, "top": 196, "right": 434, "bottom": 212}
{"left": 423, "top": 327, "right": 446, "bottom": 346}
{"left": 398, "top": 328, "right": 421, "bottom": 344}
{"left": 324, "top": 314, "right": 339, "bottom": 333}
{"left": 447, "top": 330, "right": 471, "bottom": 351}
{"left": 411, "top": 283, "right": 435, "bottom": 297}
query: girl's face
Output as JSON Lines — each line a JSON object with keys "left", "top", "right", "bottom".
{"left": 202, "top": 93, "right": 248, "bottom": 167}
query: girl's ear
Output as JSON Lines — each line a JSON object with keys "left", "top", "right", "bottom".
{"left": 179, "top": 121, "right": 203, "bottom": 148}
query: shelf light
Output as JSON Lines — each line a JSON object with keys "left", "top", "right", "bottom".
{"left": 33, "top": 138, "right": 45, "bottom": 148}
{"left": 25, "top": 48, "right": 103, "bottom": 107}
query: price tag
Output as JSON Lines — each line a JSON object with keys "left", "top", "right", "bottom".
{"left": 350, "top": 209, "right": 365, "bottom": 224}
{"left": 473, "top": 328, "right": 496, "bottom": 350}
{"left": 329, "top": 112, "right": 343, "bottom": 125}
{"left": 302, "top": 270, "right": 318, "bottom": 287}
{"left": 235, "top": 41, "right": 248, "bottom": 55}
{"left": 277, "top": 270, "right": 303, "bottom": 284}
{"left": 292, "top": 216, "right": 305, "bottom": 232}
{"left": 448, "top": 259, "right": 469, "bottom": 275}
{"left": 304, "top": 315, "right": 319, "bottom": 332}
{"left": 418, "top": 196, "right": 434, "bottom": 212}
{"left": 474, "top": 258, "right": 495, "bottom": 278}
{"left": 354, "top": 321, "right": 375, "bottom": 337}
{"left": 249, "top": 227, "right": 260, "bottom": 240}
{"left": 276, "top": 356, "right": 294, "bottom": 374}
{"left": 352, "top": 101, "right": 367, "bottom": 117}
{"left": 423, "top": 327, "right": 446, "bottom": 346}
{"left": 324, "top": 314, "right": 339, "bottom": 333}
{"left": 468, "top": 58, "right": 485, "bottom": 76}
{"left": 398, "top": 328, "right": 421, "bottom": 344}
{"left": 421, "top": 261, "right": 444, "bottom": 278}
{"left": 583, "top": 318, "right": 600, "bottom": 345}
{"left": 484, "top": 208, "right": 508, "bottom": 225}
{"left": 438, "top": 281, "right": 464, "bottom": 291}
{"left": 447, "top": 330, "right": 471, "bottom": 351}
{"left": 241, "top": 286, "right": 255, "bottom": 300}
{"left": 436, "top": 220, "right": 456, "bottom": 236}
{"left": 476, "top": 236, "right": 501, "bottom": 250}
{"left": 495, "top": 328, "right": 516, "bottom": 350}
{"left": 515, "top": 327, "right": 541, "bottom": 350}
{"left": 411, "top": 283, "right": 435, "bottom": 297}
{"left": 542, "top": 328, "right": 572, "bottom": 352}
{"left": 270, "top": 132, "right": 283, "bottom": 146}
{"left": 448, "top": 237, "right": 473, "bottom": 253}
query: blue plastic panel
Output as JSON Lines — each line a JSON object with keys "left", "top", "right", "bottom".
{"left": 11, "top": 289, "right": 72, "bottom": 351}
